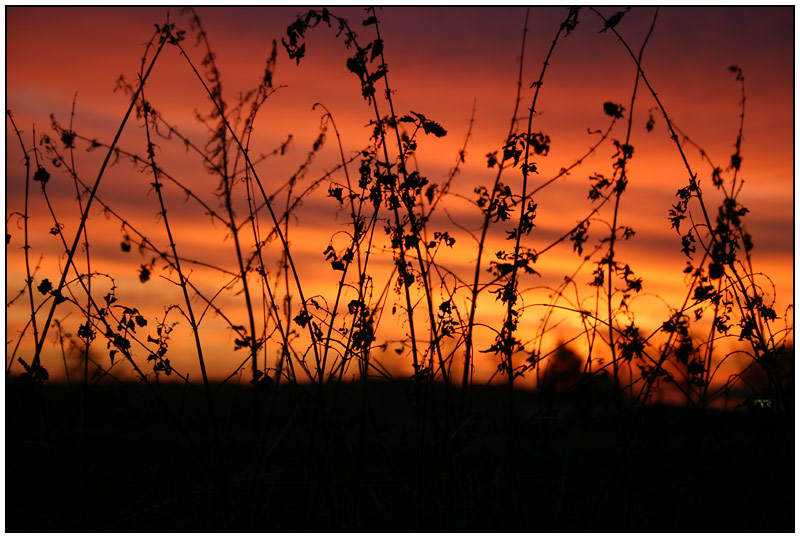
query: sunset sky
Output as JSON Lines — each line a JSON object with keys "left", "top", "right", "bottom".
{"left": 6, "top": 6, "right": 794, "bottom": 388}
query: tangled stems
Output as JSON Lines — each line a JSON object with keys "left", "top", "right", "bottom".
{"left": 11, "top": 7, "right": 786, "bottom": 415}
{"left": 5, "top": 7, "right": 793, "bottom": 531}
{"left": 171, "top": 32, "right": 327, "bottom": 384}
{"left": 594, "top": 7, "right": 786, "bottom": 410}
{"left": 29, "top": 25, "right": 171, "bottom": 373}
{"left": 366, "top": 7, "right": 452, "bottom": 391}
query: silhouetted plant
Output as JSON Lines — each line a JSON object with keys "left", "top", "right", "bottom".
{"left": 5, "top": 6, "right": 792, "bottom": 532}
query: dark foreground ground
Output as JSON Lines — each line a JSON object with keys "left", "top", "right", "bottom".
{"left": 6, "top": 378, "right": 794, "bottom": 532}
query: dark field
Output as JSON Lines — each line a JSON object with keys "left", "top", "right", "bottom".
{"left": 6, "top": 379, "right": 794, "bottom": 532}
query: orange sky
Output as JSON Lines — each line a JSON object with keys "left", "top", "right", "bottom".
{"left": 5, "top": 6, "right": 794, "bottom": 393}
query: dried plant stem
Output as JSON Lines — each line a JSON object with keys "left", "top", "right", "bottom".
{"left": 604, "top": 6, "right": 656, "bottom": 400}
{"left": 598, "top": 7, "right": 784, "bottom": 409}
{"left": 370, "top": 12, "right": 450, "bottom": 393}
{"left": 6, "top": 112, "right": 41, "bottom": 371}
{"left": 461, "top": 8, "right": 531, "bottom": 413}
{"left": 30, "top": 28, "right": 169, "bottom": 372}
{"left": 503, "top": 7, "right": 570, "bottom": 423}
{"left": 174, "top": 38, "right": 324, "bottom": 380}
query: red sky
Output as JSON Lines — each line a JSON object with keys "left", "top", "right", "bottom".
{"left": 5, "top": 6, "right": 794, "bottom": 389}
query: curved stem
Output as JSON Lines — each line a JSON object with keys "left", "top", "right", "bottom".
{"left": 30, "top": 28, "right": 169, "bottom": 369}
